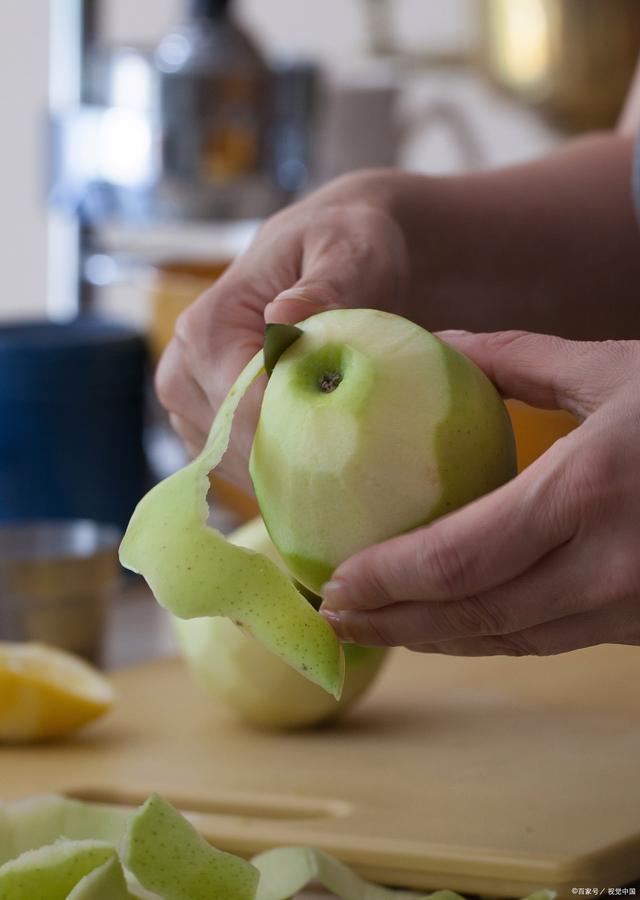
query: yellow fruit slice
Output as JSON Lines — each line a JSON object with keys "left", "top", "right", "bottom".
{"left": 0, "top": 642, "right": 115, "bottom": 742}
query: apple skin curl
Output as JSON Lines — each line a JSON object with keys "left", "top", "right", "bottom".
{"left": 320, "top": 330, "right": 640, "bottom": 657}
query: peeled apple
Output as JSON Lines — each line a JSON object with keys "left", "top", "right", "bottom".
{"left": 251, "top": 309, "right": 517, "bottom": 594}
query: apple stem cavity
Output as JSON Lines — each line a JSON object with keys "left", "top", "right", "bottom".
{"left": 319, "top": 372, "right": 342, "bottom": 393}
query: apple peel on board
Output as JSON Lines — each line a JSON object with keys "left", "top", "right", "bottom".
{"left": 119, "top": 350, "right": 344, "bottom": 700}
{"left": 0, "top": 793, "right": 557, "bottom": 900}
{"left": 66, "top": 856, "right": 131, "bottom": 900}
{"left": 0, "top": 838, "right": 118, "bottom": 900}
{"left": 122, "top": 794, "right": 259, "bottom": 900}
{"left": 253, "top": 845, "right": 448, "bottom": 900}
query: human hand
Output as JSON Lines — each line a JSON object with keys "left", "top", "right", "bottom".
{"left": 320, "top": 331, "right": 640, "bottom": 656}
{"left": 155, "top": 173, "right": 409, "bottom": 491}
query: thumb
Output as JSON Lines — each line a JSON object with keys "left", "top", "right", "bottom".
{"left": 437, "top": 329, "right": 625, "bottom": 419}
{"left": 264, "top": 205, "right": 408, "bottom": 326}
{"left": 264, "top": 281, "right": 342, "bottom": 326}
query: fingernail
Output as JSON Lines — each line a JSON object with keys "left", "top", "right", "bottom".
{"left": 319, "top": 608, "right": 352, "bottom": 641}
{"left": 271, "top": 289, "right": 323, "bottom": 305}
{"left": 265, "top": 294, "right": 325, "bottom": 325}
{"left": 437, "top": 329, "right": 472, "bottom": 338}
{"left": 320, "top": 609, "right": 342, "bottom": 625}
{"left": 320, "top": 578, "right": 347, "bottom": 611}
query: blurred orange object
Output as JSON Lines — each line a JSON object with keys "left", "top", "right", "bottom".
{"left": 210, "top": 474, "right": 259, "bottom": 521}
{"left": 148, "top": 259, "right": 230, "bottom": 363}
{"left": 506, "top": 399, "right": 579, "bottom": 472}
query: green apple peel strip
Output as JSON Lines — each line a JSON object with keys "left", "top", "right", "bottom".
{"left": 253, "top": 848, "right": 556, "bottom": 900}
{"left": 121, "top": 794, "right": 259, "bottom": 900}
{"left": 0, "top": 838, "right": 118, "bottom": 900}
{"left": 119, "top": 349, "right": 344, "bottom": 700}
{"left": 253, "top": 845, "right": 455, "bottom": 900}
{"left": 66, "top": 855, "right": 132, "bottom": 900}
{"left": 0, "top": 794, "right": 557, "bottom": 900}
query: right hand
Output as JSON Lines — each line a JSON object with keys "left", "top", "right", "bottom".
{"left": 155, "top": 173, "right": 410, "bottom": 492}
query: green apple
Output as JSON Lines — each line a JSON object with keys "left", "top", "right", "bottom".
{"left": 174, "top": 518, "right": 387, "bottom": 729}
{"left": 250, "top": 309, "right": 516, "bottom": 594}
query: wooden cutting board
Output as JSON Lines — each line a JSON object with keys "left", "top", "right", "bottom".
{"left": 2, "top": 644, "right": 640, "bottom": 898}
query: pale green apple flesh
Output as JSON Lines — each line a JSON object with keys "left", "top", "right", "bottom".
{"left": 250, "top": 309, "right": 517, "bottom": 593}
{"left": 174, "top": 517, "right": 387, "bottom": 729}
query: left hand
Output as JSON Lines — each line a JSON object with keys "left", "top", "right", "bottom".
{"left": 320, "top": 330, "right": 640, "bottom": 656}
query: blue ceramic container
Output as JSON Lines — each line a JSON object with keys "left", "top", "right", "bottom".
{"left": 0, "top": 320, "right": 148, "bottom": 529}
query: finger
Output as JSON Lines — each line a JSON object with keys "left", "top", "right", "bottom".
{"left": 408, "top": 600, "right": 640, "bottom": 657}
{"left": 168, "top": 412, "right": 207, "bottom": 460}
{"left": 155, "top": 339, "right": 213, "bottom": 431}
{"left": 264, "top": 287, "right": 340, "bottom": 325}
{"left": 436, "top": 329, "right": 632, "bottom": 418}
{"left": 264, "top": 205, "right": 409, "bottom": 325}
{"left": 321, "top": 540, "right": 597, "bottom": 647}
{"left": 321, "top": 438, "right": 580, "bottom": 613}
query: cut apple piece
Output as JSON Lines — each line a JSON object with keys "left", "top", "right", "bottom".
{"left": 120, "top": 350, "right": 344, "bottom": 699}
{"left": 66, "top": 855, "right": 130, "bottom": 900}
{"left": 0, "top": 839, "right": 116, "bottom": 900}
{"left": 121, "top": 793, "right": 259, "bottom": 900}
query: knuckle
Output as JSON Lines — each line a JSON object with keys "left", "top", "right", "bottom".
{"left": 154, "top": 346, "right": 180, "bottom": 413}
{"left": 586, "top": 340, "right": 640, "bottom": 394}
{"left": 605, "top": 544, "right": 640, "bottom": 605}
{"left": 419, "top": 533, "right": 469, "bottom": 597}
{"left": 173, "top": 301, "right": 205, "bottom": 347}
{"left": 521, "top": 451, "right": 580, "bottom": 544}
{"left": 487, "top": 632, "right": 542, "bottom": 657}
{"left": 359, "top": 612, "right": 394, "bottom": 646}
{"left": 356, "top": 566, "right": 393, "bottom": 608}
{"left": 308, "top": 204, "right": 408, "bottom": 293}
{"left": 453, "top": 596, "right": 506, "bottom": 637}
{"left": 484, "top": 330, "right": 565, "bottom": 365}
{"left": 569, "top": 444, "right": 618, "bottom": 522}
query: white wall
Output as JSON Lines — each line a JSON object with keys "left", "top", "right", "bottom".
{"left": 0, "top": 1, "right": 50, "bottom": 318}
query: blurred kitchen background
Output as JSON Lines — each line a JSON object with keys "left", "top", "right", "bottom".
{"left": 1, "top": 0, "right": 639, "bottom": 669}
